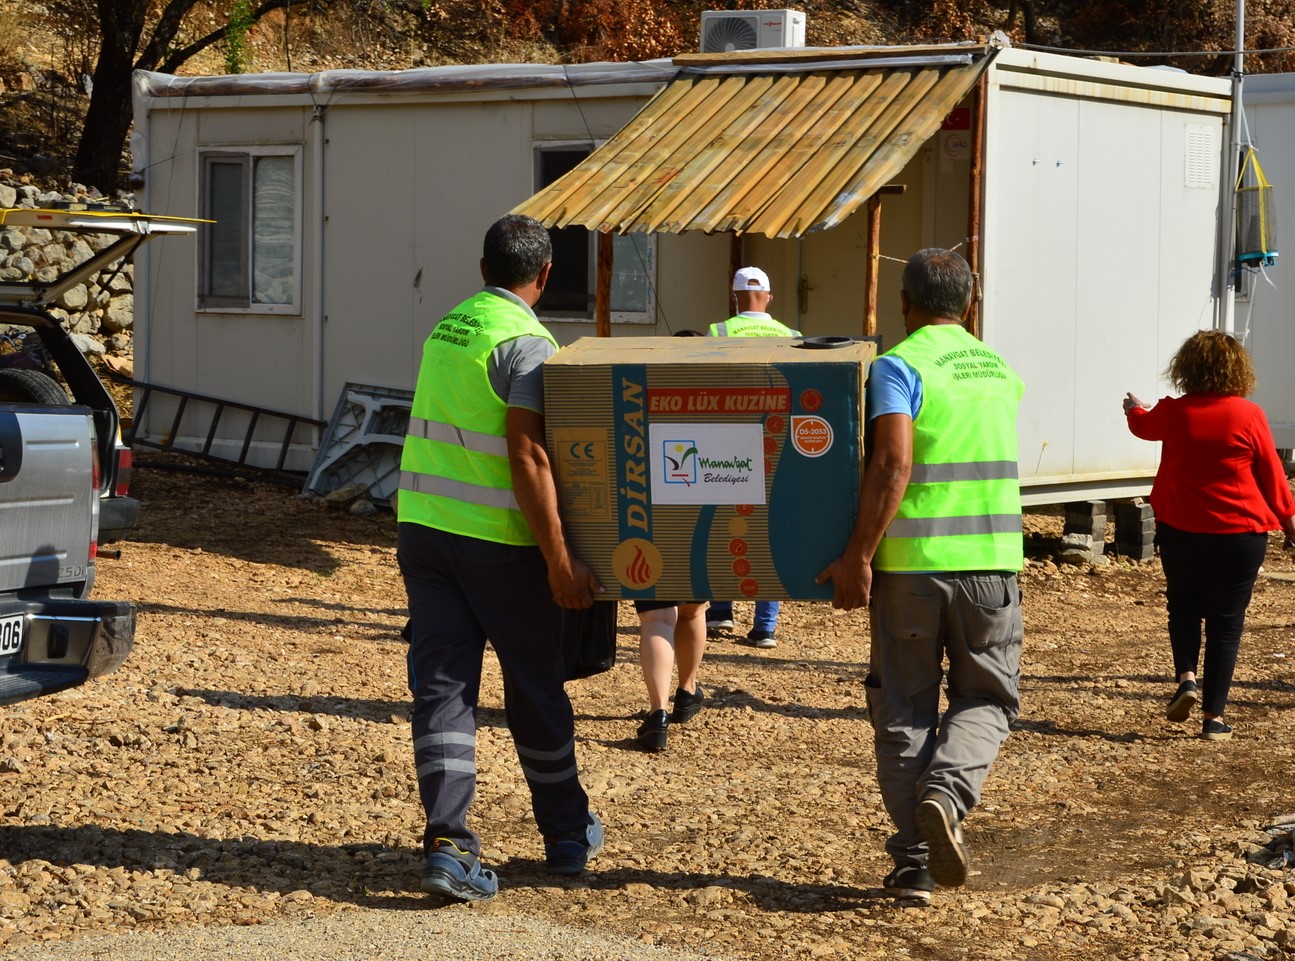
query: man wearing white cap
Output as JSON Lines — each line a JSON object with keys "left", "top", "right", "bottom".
{"left": 705, "top": 267, "right": 801, "bottom": 648}
{"left": 707, "top": 266, "right": 802, "bottom": 339}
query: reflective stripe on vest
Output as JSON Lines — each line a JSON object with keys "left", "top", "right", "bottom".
{"left": 397, "top": 291, "right": 557, "bottom": 545}
{"left": 885, "top": 513, "right": 1023, "bottom": 538}
{"left": 406, "top": 416, "right": 510, "bottom": 458}
{"left": 874, "top": 323, "right": 1025, "bottom": 572}
{"left": 399, "top": 469, "right": 521, "bottom": 512}
{"left": 908, "top": 460, "right": 1019, "bottom": 484}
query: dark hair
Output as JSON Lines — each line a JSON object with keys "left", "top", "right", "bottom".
{"left": 901, "top": 248, "right": 973, "bottom": 320}
{"left": 673, "top": 329, "right": 705, "bottom": 337}
{"left": 482, "top": 215, "right": 552, "bottom": 288}
{"left": 1167, "top": 329, "right": 1256, "bottom": 397}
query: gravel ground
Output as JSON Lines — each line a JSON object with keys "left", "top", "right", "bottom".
{"left": 0, "top": 907, "right": 717, "bottom": 961}
{"left": 3, "top": 459, "right": 1295, "bottom": 960}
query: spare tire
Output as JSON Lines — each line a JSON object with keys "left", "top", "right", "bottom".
{"left": 0, "top": 368, "right": 70, "bottom": 404}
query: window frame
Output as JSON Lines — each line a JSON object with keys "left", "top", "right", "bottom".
{"left": 197, "top": 145, "right": 303, "bottom": 315}
{"left": 532, "top": 140, "right": 656, "bottom": 326}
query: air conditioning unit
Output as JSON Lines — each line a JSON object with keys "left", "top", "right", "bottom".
{"left": 700, "top": 9, "right": 806, "bottom": 54}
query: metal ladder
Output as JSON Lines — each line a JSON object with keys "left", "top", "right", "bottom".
{"left": 108, "top": 372, "right": 326, "bottom": 487}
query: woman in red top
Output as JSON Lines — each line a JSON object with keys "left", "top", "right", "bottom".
{"left": 1125, "top": 330, "right": 1295, "bottom": 741}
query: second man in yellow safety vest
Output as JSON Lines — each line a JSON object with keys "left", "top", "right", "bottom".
{"left": 817, "top": 248, "right": 1024, "bottom": 908}
{"left": 706, "top": 266, "right": 800, "bottom": 648}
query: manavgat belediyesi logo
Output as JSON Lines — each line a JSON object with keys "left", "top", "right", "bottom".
{"left": 661, "top": 439, "right": 699, "bottom": 486}
{"left": 647, "top": 422, "right": 766, "bottom": 506}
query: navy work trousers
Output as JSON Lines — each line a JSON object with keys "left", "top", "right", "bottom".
{"left": 397, "top": 522, "right": 591, "bottom": 859}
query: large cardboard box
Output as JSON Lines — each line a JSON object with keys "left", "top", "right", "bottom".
{"left": 544, "top": 336, "right": 874, "bottom": 601}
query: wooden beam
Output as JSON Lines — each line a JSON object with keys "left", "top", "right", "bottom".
{"left": 596, "top": 231, "right": 613, "bottom": 337}
{"left": 865, "top": 195, "right": 881, "bottom": 338}
{"left": 674, "top": 41, "right": 992, "bottom": 69}
{"left": 966, "top": 72, "right": 988, "bottom": 338}
{"left": 864, "top": 184, "right": 905, "bottom": 338}
{"left": 729, "top": 232, "right": 743, "bottom": 317}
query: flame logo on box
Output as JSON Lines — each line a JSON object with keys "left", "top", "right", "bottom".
{"left": 612, "top": 537, "right": 664, "bottom": 590}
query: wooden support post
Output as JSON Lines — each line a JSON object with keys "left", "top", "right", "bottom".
{"left": 863, "top": 185, "right": 905, "bottom": 339}
{"left": 966, "top": 73, "right": 988, "bottom": 338}
{"left": 864, "top": 194, "right": 882, "bottom": 338}
{"left": 596, "top": 230, "right": 613, "bottom": 338}
{"left": 729, "top": 232, "right": 743, "bottom": 317}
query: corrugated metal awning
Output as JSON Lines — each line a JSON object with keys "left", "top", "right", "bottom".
{"left": 513, "top": 40, "right": 1005, "bottom": 239}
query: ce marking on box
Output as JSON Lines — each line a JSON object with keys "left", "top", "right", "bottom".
{"left": 568, "top": 441, "right": 598, "bottom": 460}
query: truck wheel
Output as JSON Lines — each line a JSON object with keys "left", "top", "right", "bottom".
{"left": 0, "top": 368, "right": 70, "bottom": 404}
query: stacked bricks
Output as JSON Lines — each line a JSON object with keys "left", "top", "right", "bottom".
{"left": 1061, "top": 500, "right": 1108, "bottom": 562}
{"left": 1113, "top": 499, "right": 1156, "bottom": 562}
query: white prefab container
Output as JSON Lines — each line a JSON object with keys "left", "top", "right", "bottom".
{"left": 130, "top": 63, "right": 679, "bottom": 472}
{"left": 1232, "top": 73, "right": 1295, "bottom": 449}
{"left": 980, "top": 50, "right": 1231, "bottom": 503}
{"left": 131, "top": 42, "right": 1233, "bottom": 503}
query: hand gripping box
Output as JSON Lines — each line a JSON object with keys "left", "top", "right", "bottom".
{"left": 543, "top": 336, "right": 875, "bottom": 601}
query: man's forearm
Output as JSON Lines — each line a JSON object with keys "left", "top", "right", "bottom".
{"left": 511, "top": 448, "right": 570, "bottom": 568}
{"left": 844, "top": 462, "right": 909, "bottom": 563}
{"left": 844, "top": 412, "right": 912, "bottom": 562}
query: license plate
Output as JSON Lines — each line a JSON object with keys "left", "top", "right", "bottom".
{"left": 0, "top": 614, "right": 22, "bottom": 656}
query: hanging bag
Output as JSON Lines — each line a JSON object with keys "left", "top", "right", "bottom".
{"left": 561, "top": 600, "right": 618, "bottom": 681}
{"left": 1236, "top": 146, "right": 1278, "bottom": 266}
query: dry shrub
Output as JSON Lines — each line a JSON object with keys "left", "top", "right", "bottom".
{"left": 558, "top": 0, "right": 688, "bottom": 61}
{"left": 487, "top": 0, "right": 687, "bottom": 62}
{"left": 0, "top": 0, "right": 30, "bottom": 78}
{"left": 1246, "top": 0, "right": 1295, "bottom": 73}
{"left": 493, "top": 0, "right": 553, "bottom": 44}
{"left": 911, "top": 0, "right": 990, "bottom": 42}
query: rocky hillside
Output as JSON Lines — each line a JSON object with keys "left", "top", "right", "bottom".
{"left": 0, "top": 0, "right": 904, "bottom": 188}
{"left": 6, "top": 0, "right": 1287, "bottom": 190}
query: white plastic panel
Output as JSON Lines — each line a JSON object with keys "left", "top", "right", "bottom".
{"left": 983, "top": 72, "right": 1225, "bottom": 499}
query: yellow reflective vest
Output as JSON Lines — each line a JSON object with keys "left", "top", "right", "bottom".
{"left": 873, "top": 323, "right": 1025, "bottom": 572}
{"left": 397, "top": 290, "right": 557, "bottom": 545}
{"left": 708, "top": 314, "right": 801, "bottom": 337}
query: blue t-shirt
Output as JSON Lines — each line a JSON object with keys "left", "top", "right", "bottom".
{"left": 865, "top": 353, "right": 922, "bottom": 422}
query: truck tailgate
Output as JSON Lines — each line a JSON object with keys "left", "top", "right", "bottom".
{"left": 0, "top": 406, "right": 97, "bottom": 595}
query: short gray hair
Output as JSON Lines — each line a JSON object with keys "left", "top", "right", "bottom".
{"left": 901, "top": 248, "right": 973, "bottom": 320}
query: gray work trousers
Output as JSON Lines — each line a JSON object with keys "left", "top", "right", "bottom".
{"left": 865, "top": 571, "right": 1023, "bottom": 868}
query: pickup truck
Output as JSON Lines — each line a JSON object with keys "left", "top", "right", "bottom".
{"left": 0, "top": 204, "right": 197, "bottom": 705}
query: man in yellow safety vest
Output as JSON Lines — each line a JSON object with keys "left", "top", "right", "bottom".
{"left": 397, "top": 214, "right": 604, "bottom": 903}
{"left": 705, "top": 266, "right": 800, "bottom": 648}
{"left": 818, "top": 248, "right": 1024, "bottom": 907}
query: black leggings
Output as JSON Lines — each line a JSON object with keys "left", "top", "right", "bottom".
{"left": 1155, "top": 522, "right": 1268, "bottom": 716}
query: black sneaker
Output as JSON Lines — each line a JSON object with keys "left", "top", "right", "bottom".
{"left": 882, "top": 864, "right": 934, "bottom": 906}
{"left": 636, "top": 709, "right": 669, "bottom": 752}
{"left": 672, "top": 685, "right": 705, "bottom": 724}
{"left": 544, "top": 813, "right": 605, "bottom": 876}
{"left": 916, "top": 792, "right": 970, "bottom": 887}
{"left": 745, "top": 629, "right": 777, "bottom": 649}
{"left": 1201, "top": 718, "right": 1233, "bottom": 741}
{"left": 420, "top": 838, "right": 499, "bottom": 902}
{"left": 1166, "top": 680, "right": 1199, "bottom": 722}
{"left": 705, "top": 618, "right": 734, "bottom": 639}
